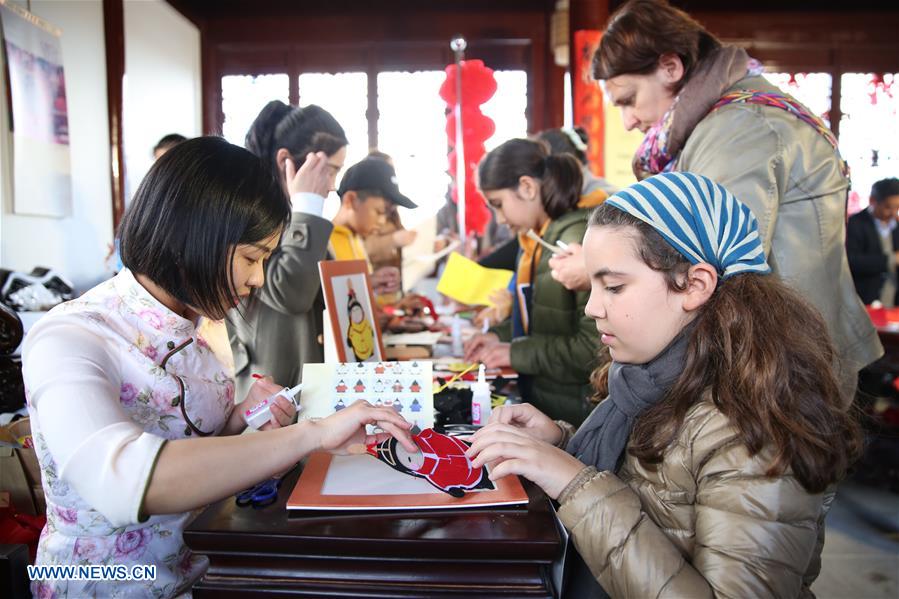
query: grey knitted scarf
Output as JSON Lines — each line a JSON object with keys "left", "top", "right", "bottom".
{"left": 567, "top": 324, "right": 693, "bottom": 472}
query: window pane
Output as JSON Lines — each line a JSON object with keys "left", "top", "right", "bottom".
{"left": 221, "top": 74, "right": 289, "bottom": 145}
{"left": 299, "top": 72, "right": 369, "bottom": 212}
{"left": 839, "top": 73, "right": 899, "bottom": 213}
{"left": 482, "top": 70, "right": 529, "bottom": 151}
{"left": 764, "top": 72, "right": 832, "bottom": 126}
{"left": 377, "top": 70, "right": 450, "bottom": 226}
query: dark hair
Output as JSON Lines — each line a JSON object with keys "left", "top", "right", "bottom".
{"left": 120, "top": 136, "right": 289, "bottom": 320}
{"left": 536, "top": 127, "right": 589, "bottom": 165}
{"left": 592, "top": 0, "right": 722, "bottom": 92}
{"left": 478, "top": 138, "right": 583, "bottom": 219}
{"left": 871, "top": 177, "right": 899, "bottom": 204}
{"left": 587, "top": 203, "right": 863, "bottom": 494}
{"left": 366, "top": 149, "right": 393, "bottom": 165}
{"left": 153, "top": 133, "right": 187, "bottom": 155}
{"left": 245, "top": 100, "right": 348, "bottom": 183}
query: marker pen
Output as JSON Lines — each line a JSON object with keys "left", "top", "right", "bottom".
{"left": 244, "top": 382, "right": 304, "bottom": 430}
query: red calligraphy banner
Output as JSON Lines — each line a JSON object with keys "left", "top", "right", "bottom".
{"left": 573, "top": 30, "right": 604, "bottom": 177}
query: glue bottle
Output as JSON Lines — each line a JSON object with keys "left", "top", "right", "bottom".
{"left": 244, "top": 383, "right": 304, "bottom": 430}
{"left": 470, "top": 364, "right": 492, "bottom": 426}
{"left": 451, "top": 314, "right": 464, "bottom": 356}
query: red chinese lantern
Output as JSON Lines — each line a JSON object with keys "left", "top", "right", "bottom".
{"left": 440, "top": 59, "right": 496, "bottom": 237}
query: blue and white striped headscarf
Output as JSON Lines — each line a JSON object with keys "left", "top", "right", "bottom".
{"left": 606, "top": 172, "right": 770, "bottom": 278}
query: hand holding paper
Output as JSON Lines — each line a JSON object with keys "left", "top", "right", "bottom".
{"left": 436, "top": 253, "right": 513, "bottom": 306}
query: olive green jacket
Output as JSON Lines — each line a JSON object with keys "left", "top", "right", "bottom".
{"left": 492, "top": 208, "right": 602, "bottom": 425}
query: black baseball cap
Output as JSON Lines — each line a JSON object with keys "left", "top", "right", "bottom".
{"left": 337, "top": 158, "right": 417, "bottom": 209}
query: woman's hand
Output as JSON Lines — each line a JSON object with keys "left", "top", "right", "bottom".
{"left": 285, "top": 151, "right": 331, "bottom": 197}
{"left": 464, "top": 332, "right": 500, "bottom": 362}
{"left": 488, "top": 403, "right": 562, "bottom": 445}
{"left": 466, "top": 423, "right": 585, "bottom": 500}
{"left": 548, "top": 242, "right": 590, "bottom": 292}
{"left": 309, "top": 400, "right": 416, "bottom": 455}
{"left": 237, "top": 376, "right": 296, "bottom": 430}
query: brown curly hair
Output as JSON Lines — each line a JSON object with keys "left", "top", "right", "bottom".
{"left": 588, "top": 203, "right": 863, "bottom": 493}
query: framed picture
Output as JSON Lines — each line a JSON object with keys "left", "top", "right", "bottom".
{"left": 0, "top": 0, "right": 72, "bottom": 217}
{"left": 319, "top": 259, "right": 385, "bottom": 363}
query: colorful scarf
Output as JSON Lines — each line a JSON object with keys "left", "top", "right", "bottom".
{"left": 633, "top": 46, "right": 761, "bottom": 180}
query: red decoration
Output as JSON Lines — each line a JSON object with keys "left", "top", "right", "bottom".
{"left": 367, "top": 428, "right": 492, "bottom": 497}
{"left": 440, "top": 59, "right": 497, "bottom": 236}
{"left": 573, "top": 30, "right": 605, "bottom": 177}
{"left": 869, "top": 73, "right": 895, "bottom": 106}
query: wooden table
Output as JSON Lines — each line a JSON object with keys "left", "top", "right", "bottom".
{"left": 184, "top": 466, "right": 562, "bottom": 598}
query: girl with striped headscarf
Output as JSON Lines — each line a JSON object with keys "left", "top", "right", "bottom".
{"left": 467, "top": 172, "right": 861, "bottom": 598}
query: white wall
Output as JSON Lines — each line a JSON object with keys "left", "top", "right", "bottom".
{"left": 0, "top": 0, "right": 113, "bottom": 292}
{"left": 123, "top": 0, "right": 201, "bottom": 200}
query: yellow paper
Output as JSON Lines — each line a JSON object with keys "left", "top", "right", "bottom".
{"left": 437, "top": 252, "right": 513, "bottom": 307}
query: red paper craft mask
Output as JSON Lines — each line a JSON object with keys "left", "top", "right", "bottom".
{"left": 366, "top": 428, "right": 492, "bottom": 497}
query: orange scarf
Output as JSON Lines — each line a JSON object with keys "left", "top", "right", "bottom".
{"left": 515, "top": 189, "right": 607, "bottom": 333}
{"left": 329, "top": 224, "right": 372, "bottom": 272}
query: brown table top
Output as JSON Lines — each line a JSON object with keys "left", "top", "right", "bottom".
{"left": 184, "top": 463, "right": 563, "bottom": 597}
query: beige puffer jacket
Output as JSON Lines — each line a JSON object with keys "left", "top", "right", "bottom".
{"left": 557, "top": 397, "right": 832, "bottom": 598}
{"left": 678, "top": 75, "right": 882, "bottom": 393}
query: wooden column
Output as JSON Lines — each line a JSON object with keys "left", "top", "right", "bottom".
{"left": 568, "top": 0, "right": 608, "bottom": 89}
{"left": 103, "top": 0, "right": 125, "bottom": 230}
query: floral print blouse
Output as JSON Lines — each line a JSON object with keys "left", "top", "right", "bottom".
{"left": 23, "top": 269, "right": 235, "bottom": 598}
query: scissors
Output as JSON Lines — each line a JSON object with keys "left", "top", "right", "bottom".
{"left": 235, "top": 476, "right": 282, "bottom": 508}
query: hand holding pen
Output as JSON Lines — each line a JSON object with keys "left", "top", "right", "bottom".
{"left": 547, "top": 241, "right": 590, "bottom": 292}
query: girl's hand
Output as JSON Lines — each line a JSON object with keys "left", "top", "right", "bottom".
{"left": 548, "top": 242, "right": 589, "bottom": 292}
{"left": 286, "top": 151, "right": 330, "bottom": 197}
{"left": 237, "top": 376, "right": 297, "bottom": 430}
{"left": 488, "top": 403, "right": 562, "bottom": 445}
{"left": 480, "top": 342, "right": 511, "bottom": 369}
{"left": 472, "top": 289, "right": 513, "bottom": 328}
{"left": 392, "top": 229, "right": 417, "bottom": 249}
{"left": 464, "top": 332, "right": 500, "bottom": 362}
{"left": 309, "top": 400, "right": 416, "bottom": 455}
{"left": 465, "top": 423, "right": 585, "bottom": 500}
{"left": 371, "top": 266, "right": 401, "bottom": 295}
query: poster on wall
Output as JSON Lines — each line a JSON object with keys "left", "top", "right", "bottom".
{"left": 0, "top": 0, "right": 72, "bottom": 217}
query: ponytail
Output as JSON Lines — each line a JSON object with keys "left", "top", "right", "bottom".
{"left": 478, "top": 138, "right": 582, "bottom": 218}
{"left": 245, "top": 101, "right": 348, "bottom": 183}
{"left": 245, "top": 100, "right": 293, "bottom": 177}
{"left": 541, "top": 153, "right": 582, "bottom": 218}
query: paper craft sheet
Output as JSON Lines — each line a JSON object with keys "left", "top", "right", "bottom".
{"left": 436, "top": 253, "right": 513, "bottom": 306}
{"left": 301, "top": 361, "right": 435, "bottom": 431}
{"left": 287, "top": 452, "right": 528, "bottom": 510}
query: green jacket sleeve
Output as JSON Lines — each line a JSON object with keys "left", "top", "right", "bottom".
{"left": 489, "top": 318, "right": 513, "bottom": 343}
{"left": 508, "top": 286, "right": 596, "bottom": 383}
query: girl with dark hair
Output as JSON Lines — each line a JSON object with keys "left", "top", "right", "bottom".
{"left": 22, "top": 137, "right": 414, "bottom": 598}
{"left": 535, "top": 127, "right": 617, "bottom": 197}
{"left": 464, "top": 138, "right": 606, "bottom": 425}
{"left": 467, "top": 172, "right": 862, "bottom": 597}
{"left": 550, "top": 0, "right": 881, "bottom": 401}
{"left": 227, "top": 100, "right": 349, "bottom": 400}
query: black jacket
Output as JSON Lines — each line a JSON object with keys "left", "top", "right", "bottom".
{"left": 846, "top": 208, "right": 899, "bottom": 305}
